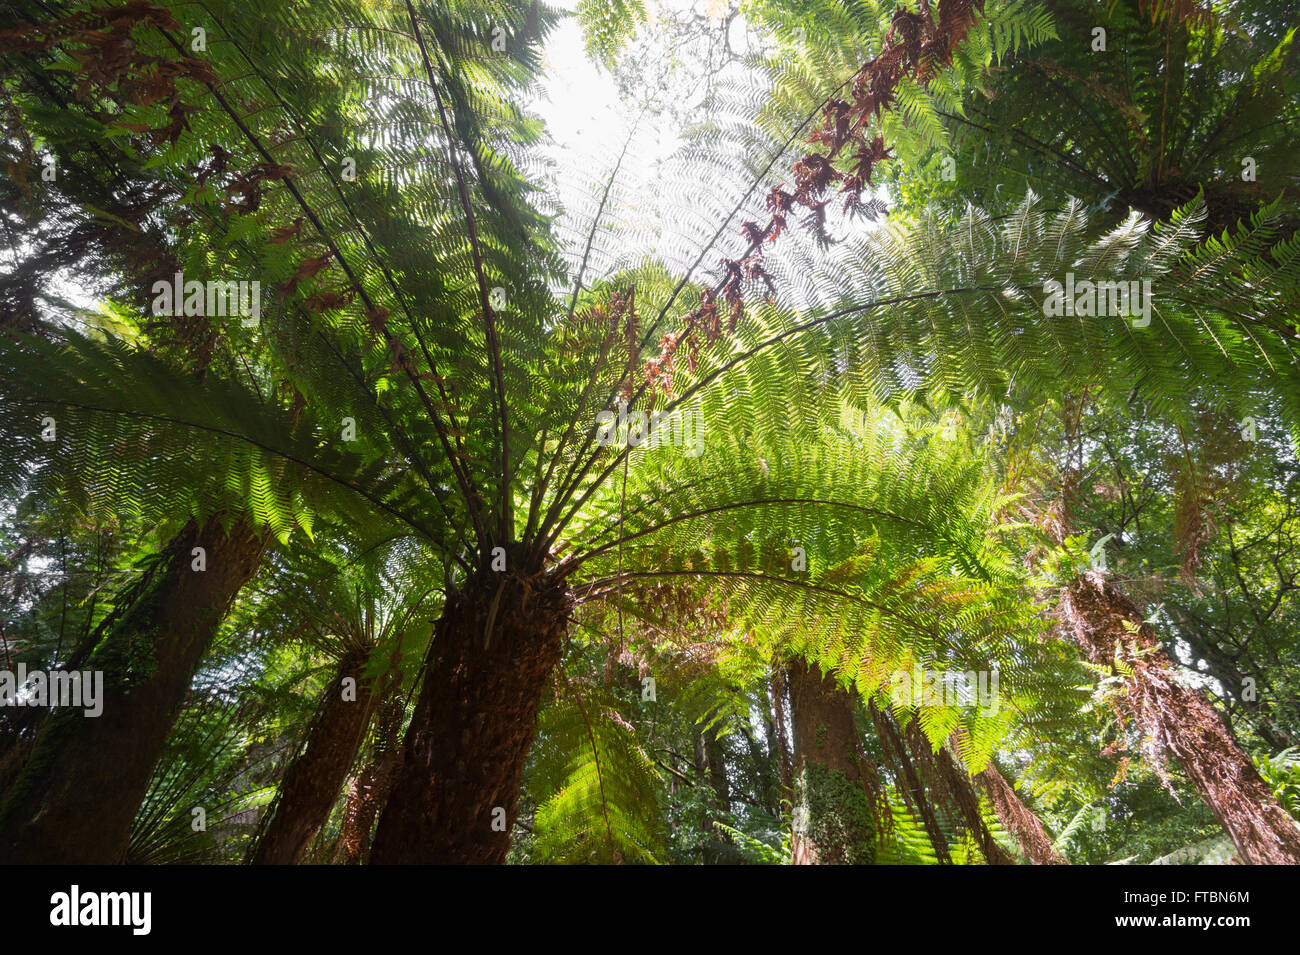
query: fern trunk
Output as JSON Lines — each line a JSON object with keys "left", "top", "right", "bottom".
{"left": 370, "top": 564, "right": 568, "bottom": 864}
{"left": 0, "top": 516, "right": 265, "bottom": 863}
{"left": 974, "top": 760, "right": 1067, "bottom": 865}
{"left": 870, "top": 702, "right": 953, "bottom": 864}
{"left": 900, "top": 720, "right": 1015, "bottom": 865}
{"left": 249, "top": 647, "right": 376, "bottom": 865}
{"left": 787, "top": 660, "right": 876, "bottom": 865}
{"left": 1062, "top": 570, "right": 1300, "bottom": 864}
{"left": 335, "top": 696, "right": 405, "bottom": 865}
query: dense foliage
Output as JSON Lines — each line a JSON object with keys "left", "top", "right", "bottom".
{"left": 1, "top": 0, "right": 1297, "bottom": 865}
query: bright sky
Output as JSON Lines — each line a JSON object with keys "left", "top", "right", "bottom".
{"left": 528, "top": 2, "right": 890, "bottom": 307}
{"left": 528, "top": 0, "right": 765, "bottom": 286}
{"left": 532, "top": 1, "right": 626, "bottom": 152}
{"left": 532, "top": 0, "right": 723, "bottom": 154}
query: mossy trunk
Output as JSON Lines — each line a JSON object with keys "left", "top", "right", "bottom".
{"left": 1062, "top": 570, "right": 1300, "bottom": 865}
{"left": 787, "top": 660, "right": 876, "bottom": 865}
{"left": 0, "top": 516, "right": 265, "bottom": 864}
{"left": 249, "top": 647, "right": 377, "bottom": 865}
{"left": 370, "top": 563, "right": 568, "bottom": 864}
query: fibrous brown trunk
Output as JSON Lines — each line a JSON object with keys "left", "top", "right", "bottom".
{"left": 787, "top": 660, "right": 877, "bottom": 865}
{"left": 974, "top": 759, "right": 1068, "bottom": 865}
{"left": 925, "top": 734, "right": 1017, "bottom": 865}
{"left": 0, "top": 516, "right": 265, "bottom": 863}
{"left": 898, "top": 718, "right": 1015, "bottom": 865}
{"left": 870, "top": 702, "right": 952, "bottom": 864}
{"left": 1062, "top": 570, "right": 1300, "bottom": 865}
{"left": 249, "top": 647, "right": 377, "bottom": 865}
{"left": 335, "top": 696, "right": 406, "bottom": 865}
{"left": 370, "top": 564, "right": 568, "bottom": 864}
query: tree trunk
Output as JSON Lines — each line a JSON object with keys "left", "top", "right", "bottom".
{"left": 1172, "top": 618, "right": 1297, "bottom": 750}
{"left": 1062, "top": 570, "right": 1300, "bottom": 864}
{"left": 249, "top": 647, "right": 377, "bottom": 865}
{"left": 898, "top": 718, "right": 1015, "bottom": 864}
{"left": 974, "top": 759, "right": 1068, "bottom": 865}
{"left": 0, "top": 516, "right": 265, "bottom": 863}
{"left": 742, "top": 722, "right": 779, "bottom": 818}
{"left": 335, "top": 695, "right": 406, "bottom": 865}
{"left": 370, "top": 564, "right": 569, "bottom": 864}
{"left": 769, "top": 670, "right": 794, "bottom": 806}
{"left": 787, "top": 659, "right": 876, "bottom": 865}
{"left": 870, "top": 702, "right": 953, "bottom": 864}
{"left": 703, "top": 723, "right": 730, "bottom": 814}
{"left": 924, "top": 733, "right": 1017, "bottom": 865}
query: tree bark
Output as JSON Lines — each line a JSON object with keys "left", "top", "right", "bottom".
{"left": 370, "top": 564, "right": 569, "bottom": 864}
{"left": 335, "top": 695, "right": 406, "bottom": 865}
{"left": 898, "top": 718, "right": 1016, "bottom": 865}
{"left": 974, "top": 759, "right": 1068, "bottom": 865}
{"left": 769, "top": 670, "right": 794, "bottom": 806}
{"left": 924, "top": 734, "right": 1017, "bottom": 865}
{"left": 0, "top": 516, "right": 266, "bottom": 863}
{"left": 870, "top": 702, "right": 953, "bottom": 864}
{"left": 787, "top": 659, "right": 876, "bottom": 865}
{"left": 703, "top": 723, "right": 730, "bottom": 814}
{"left": 249, "top": 647, "right": 377, "bottom": 865}
{"left": 1062, "top": 569, "right": 1300, "bottom": 864}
